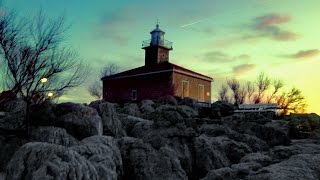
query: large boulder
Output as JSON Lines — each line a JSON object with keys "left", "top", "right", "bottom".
{"left": 226, "top": 121, "right": 291, "bottom": 147}
{"left": 120, "top": 103, "right": 141, "bottom": 117}
{"left": 177, "top": 105, "right": 198, "bottom": 118}
{"left": 0, "top": 135, "right": 27, "bottom": 172}
{"left": 71, "top": 136, "right": 123, "bottom": 180}
{"left": 98, "top": 102, "right": 126, "bottom": 137}
{"left": 30, "top": 126, "right": 78, "bottom": 147}
{"left": 30, "top": 102, "right": 57, "bottom": 126}
{"left": 270, "top": 139, "right": 320, "bottom": 160}
{"left": 240, "top": 152, "right": 272, "bottom": 166}
{"left": 0, "top": 99, "right": 26, "bottom": 130}
{"left": 6, "top": 142, "right": 99, "bottom": 180}
{"left": 154, "top": 105, "right": 184, "bottom": 127}
{"left": 140, "top": 100, "right": 156, "bottom": 119}
{"left": 117, "top": 137, "right": 187, "bottom": 180}
{"left": 193, "top": 135, "right": 231, "bottom": 179}
{"left": 211, "top": 101, "right": 236, "bottom": 117}
{"left": 157, "top": 95, "right": 178, "bottom": 106}
{"left": 55, "top": 103, "right": 103, "bottom": 139}
{"left": 247, "top": 154, "right": 320, "bottom": 180}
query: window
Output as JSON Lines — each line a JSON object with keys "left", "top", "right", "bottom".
{"left": 131, "top": 90, "right": 137, "bottom": 100}
{"left": 198, "top": 84, "right": 205, "bottom": 102}
{"left": 182, "top": 81, "right": 189, "bottom": 98}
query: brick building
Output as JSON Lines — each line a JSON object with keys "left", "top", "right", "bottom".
{"left": 102, "top": 24, "right": 213, "bottom": 103}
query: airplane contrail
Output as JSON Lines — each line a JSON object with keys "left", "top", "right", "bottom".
{"left": 181, "top": 18, "right": 209, "bottom": 28}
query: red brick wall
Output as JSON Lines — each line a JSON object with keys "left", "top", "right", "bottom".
{"left": 144, "top": 46, "right": 169, "bottom": 66}
{"left": 103, "top": 72, "right": 174, "bottom": 102}
{"left": 172, "top": 72, "right": 212, "bottom": 102}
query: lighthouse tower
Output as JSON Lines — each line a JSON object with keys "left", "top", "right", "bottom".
{"left": 142, "top": 24, "right": 173, "bottom": 67}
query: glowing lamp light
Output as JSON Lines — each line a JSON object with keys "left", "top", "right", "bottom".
{"left": 48, "top": 92, "right": 54, "bottom": 97}
{"left": 40, "top": 78, "right": 48, "bottom": 83}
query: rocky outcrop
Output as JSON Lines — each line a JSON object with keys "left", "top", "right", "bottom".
{"left": 0, "top": 99, "right": 26, "bottom": 130}
{"left": 30, "top": 126, "right": 78, "bottom": 146}
{"left": 0, "top": 135, "right": 27, "bottom": 172}
{"left": 55, "top": 103, "right": 103, "bottom": 139}
{"left": 118, "top": 137, "right": 187, "bottom": 180}
{"left": 247, "top": 154, "right": 320, "bottom": 180}
{"left": 157, "top": 95, "right": 178, "bottom": 106}
{"left": 2, "top": 97, "right": 320, "bottom": 180}
{"left": 120, "top": 103, "right": 141, "bottom": 117}
{"left": 6, "top": 142, "right": 99, "bottom": 180}
{"left": 71, "top": 136, "right": 123, "bottom": 180}
{"left": 98, "top": 102, "right": 126, "bottom": 137}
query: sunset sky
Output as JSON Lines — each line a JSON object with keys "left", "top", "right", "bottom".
{"left": 2, "top": 0, "right": 320, "bottom": 114}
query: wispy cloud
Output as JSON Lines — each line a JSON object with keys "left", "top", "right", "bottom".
{"left": 203, "top": 51, "right": 250, "bottom": 63}
{"left": 213, "top": 13, "right": 298, "bottom": 47}
{"left": 253, "top": 13, "right": 298, "bottom": 41}
{"left": 233, "top": 64, "right": 256, "bottom": 76}
{"left": 291, "top": 49, "right": 320, "bottom": 59}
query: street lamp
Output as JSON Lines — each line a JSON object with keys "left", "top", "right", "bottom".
{"left": 40, "top": 78, "right": 48, "bottom": 83}
{"left": 48, "top": 92, "right": 54, "bottom": 97}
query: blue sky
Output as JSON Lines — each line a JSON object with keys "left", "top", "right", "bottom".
{"left": 2, "top": 0, "right": 320, "bottom": 113}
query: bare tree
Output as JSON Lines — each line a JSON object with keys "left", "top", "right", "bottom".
{"left": 216, "top": 73, "right": 306, "bottom": 115}
{"left": 277, "top": 88, "right": 306, "bottom": 115}
{"left": 267, "top": 80, "right": 284, "bottom": 103}
{"left": 88, "top": 63, "right": 119, "bottom": 99}
{"left": 245, "top": 81, "right": 255, "bottom": 103}
{"left": 218, "top": 84, "right": 230, "bottom": 103}
{"left": 0, "top": 11, "right": 89, "bottom": 135}
{"left": 254, "top": 73, "right": 271, "bottom": 104}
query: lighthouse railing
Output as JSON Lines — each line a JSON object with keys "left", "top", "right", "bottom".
{"left": 142, "top": 39, "right": 173, "bottom": 49}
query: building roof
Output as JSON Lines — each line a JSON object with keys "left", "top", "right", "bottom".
{"left": 101, "top": 61, "right": 213, "bottom": 81}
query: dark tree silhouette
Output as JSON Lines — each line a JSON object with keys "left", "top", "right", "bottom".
{"left": 217, "top": 73, "right": 306, "bottom": 115}
{"left": 88, "top": 63, "right": 119, "bottom": 99}
{"left": 0, "top": 11, "right": 89, "bottom": 135}
{"left": 253, "top": 73, "right": 271, "bottom": 104}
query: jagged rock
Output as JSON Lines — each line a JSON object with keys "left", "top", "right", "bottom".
{"left": 140, "top": 100, "right": 156, "bottom": 118}
{"left": 88, "top": 100, "right": 104, "bottom": 111}
{"left": 193, "top": 135, "right": 231, "bottom": 179}
{"left": 211, "top": 101, "right": 236, "bottom": 117}
{"left": 71, "top": 136, "right": 123, "bottom": 180}
{"left": 6, "top": 142, "right": 99, "bottom": 180}
{"left": 271, "top": 139, "right": 320, "bottom": 160}
{"left": 200, "top": 124, "right": 268, "bottom": 152}
{"left": 200, "top": 167, "right": 236, "bottom": 180}
{"left": 226, "top": 121, "right": 291, "bottom": 147}
{"left": 117, "top": 137, "right": 187, "bottom": 180}
{"left": 98, "top": 102, "right": 126, "bottom": 137}
{"left": 55, "top": 103, "right": 103, "bottom": 139}
{"left": 0, "top": 172, "right": 4, "bottom": 180}
{"left": 177, "top": 105, "right": 198, "bottom": 118}
{"left": 231, "top": 162, "right": 262, "bottom": 177}
{"left": 30, "top": 126, "right": 78, "bottom": 146}
{"left": 154, "top": 105, "right": 184, "bottom": 127}
{"left": 240, "top": 153, "right": 272, "bottom": 166}
{"left": 0, "top": 99, "right": 26, "bottom": 130}
{"left": 0, "top": 135, "right": 27, "bottom": 172}
{"left": 121, "top": 103, "right": 141, "bottom": 117}
{"left": 178, "top": 97, "right": 196, "bottom": 108}
{"left": 118, "top": 114, "right": 152, "bottom": 136}
{"left": 157, "top": 95, "right": 178, "bottom": 106}
{"left": 247, "top": 154, "right": 320, "bottom": 180}
{"left": 30, "top": 102, "right": 56, "bottom": 126}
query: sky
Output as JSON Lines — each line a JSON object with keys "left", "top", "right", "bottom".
{"left": 1, "top": 0, "right": 320, "bottom": 114}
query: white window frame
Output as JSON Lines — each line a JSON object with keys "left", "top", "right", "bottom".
{"left": 131, "top": 90, "right": 137, "bottom": 100}
{"left": 181, "top": 80, "right": 189, "bottom": 98}
{"left": 197, "top": 84, "right": 205, "bottom": 102}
